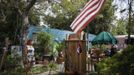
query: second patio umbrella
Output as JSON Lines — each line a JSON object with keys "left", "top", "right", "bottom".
{"left": 91, "top": 31, "right": 118, "bottom": 45}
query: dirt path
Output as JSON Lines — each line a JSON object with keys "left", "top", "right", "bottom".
{"left": 34, "top": 64, "right": 64, "bottom": 75}
{"left": 36, "top": 70, "right": 59, "bottom": 75}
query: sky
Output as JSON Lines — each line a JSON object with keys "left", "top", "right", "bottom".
{"left": 113, "top": 0, "right": 128, "bottom": 19}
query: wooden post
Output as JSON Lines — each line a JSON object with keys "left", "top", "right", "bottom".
{"left": 65, "top": 40, "right": 86, "bottom": 74}
{"left": 78, "top": 53, "right": 80, "bottom": 71}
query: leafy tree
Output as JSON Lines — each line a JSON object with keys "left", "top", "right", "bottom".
{"left": 0, "top": 0, "right": 39, "bottom": 45}
{"left": 0, "top": 0, "right": 61, "bottom": 45}
{"left": 117, "top": 0, "right": 134, "bottom": 43}
{"left": 0, "top": 0, "right": 41, "bottom": 74}
{"left": 88, "top": 0, "right": 115, "bottom": 34}
{"left": 43, "top": 0, "right": 115, "bottom": 35}
{"left": 111, "top": 19, "right": 127, "bottom": 35}
{"left": 56, "top": 42, "right": 65, "bottom": 53}
{"left": 0, "top": 1, "right": 20, "bottom": 44}
{"left": 36, "top": 32, "right": 53, "bottom": 55}
{"left": 43, "top": 0, "right": 87, "bottom": 30}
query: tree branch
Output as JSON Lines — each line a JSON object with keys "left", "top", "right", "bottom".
{"left": 13, "top": 0, "right": 22, "bottom": 16}
{"left": 0, "top": 9, "right": 6, "bottom": 22}
{"left": 25, "top": 0, "right": 37, "bottom": 14}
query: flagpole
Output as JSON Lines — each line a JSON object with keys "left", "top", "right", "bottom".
{"left": 77, "top": 39, "right": 80, "bottom": 73}
{"left": 77, "top": 36, "right": 82, "bottom": 74}
{"left": 78, "top": 51, "right": 79, "bottom": 73}
{"left": 86, "top": 25, "right": 89, "bottom": 72}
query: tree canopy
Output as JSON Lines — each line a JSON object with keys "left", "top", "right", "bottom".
{"left": 43, "top": 0, "right": 87, "bottom": 30}
{"left": 88, "top": 0, "right": 114, "bottom": 34}
{"left": 111, "top": 19, "right": 127, "bottom": 35}
{"left": 0, "top": 0, "right": 38, "bottom": 45}
{"left": 43, "top": 0, "right": 115, "bottom": 34}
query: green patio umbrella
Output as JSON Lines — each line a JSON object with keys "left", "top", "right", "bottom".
{"left": 91, "top": 31, "right": 118, "bottom": 45}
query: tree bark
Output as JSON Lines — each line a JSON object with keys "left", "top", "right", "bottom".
{"left": 128, "top": 0, "right": 132, "bottom": 44}
{"left": 21, "top": 1, "right": 36, "bottom": 74}
{"left": 14, "top": 0, "right": 37, "bottom": 74}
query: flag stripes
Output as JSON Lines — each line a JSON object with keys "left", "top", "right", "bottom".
{"left": 70, "top": 0, "right": 98, "bottom": 28}
{"left": 70, "top": 0, "right": 104, "bottom": 33}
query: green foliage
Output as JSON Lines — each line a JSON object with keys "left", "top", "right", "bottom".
{"left": 36, "top": 32, "right": 54, "bottom": 55}
{"left": 111, "top": 19, "right": 127, "bottom": 35}
{"left": 128, "top": 17, "right": 134, "bottom": 34}
{"left": 0, "top": 0, "right": 39, "bottom": 44}
{"left": 43, "top": 0, "right": 115, "bottom": 34}
{"left": 88, "top": 0, "right": 114, "bottom": 34}
{"left": 97, "top": 45, "right": 134, "bottom": 75}
{"left": 0, "top": 1, "right": 21, "bottom": 44}
{"left": 48, "top": 62, "right": 58, "bottom": 75}
{"left": 29, "top": 7, "right": 40, "bottom": 25}
{"left": 48, "top": 62, "right": 57, "bottom": 70}
{"left": 56, "top": 42, "right": 65, "bottom": 53}
{"left": 35, "top": 32, "right": 65, "bottom": 59}
{"left": 31, "top": 66, "right": 48, "bottom": 74}
{"left": 37, "top": 32, "right": 53, "bottom": 47}
{"left": 0, "top": 55, "right": 24, "bottom": 75}
{"left": 31, "top": 62, "right": 57, "bottom": 74}
{"left": 117, "top": 0, "right": 134, "bottom": 35}
{"left": 43, "top": 0, "right": 87, "bottom": 30}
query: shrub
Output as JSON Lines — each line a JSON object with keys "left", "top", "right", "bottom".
{"left": 0, "top": 55, "right": 24, "bottom": 75}
{"left": 96, "top": 45, "right": 134, "bottom": 75}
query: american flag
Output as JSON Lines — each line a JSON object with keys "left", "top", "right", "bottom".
{"left": 70, "top": 0, "right": 105, "bottom": 33}
{"left": 77, "top": 42, "right": 82, "bottom": 54}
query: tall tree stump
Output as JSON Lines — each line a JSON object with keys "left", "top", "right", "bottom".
{"left": 65, "top": 40, "right": 86, "bottom": 75}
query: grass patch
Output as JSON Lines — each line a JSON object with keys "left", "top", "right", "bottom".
{"left": 31, "top": 66, "right": 48, "bottom": 74}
